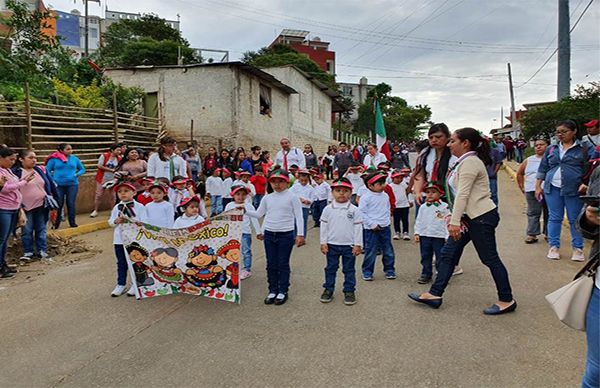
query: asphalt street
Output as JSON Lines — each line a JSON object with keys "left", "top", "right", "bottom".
{"left": 0, "top": 171, "right": 590, "bottom": 388}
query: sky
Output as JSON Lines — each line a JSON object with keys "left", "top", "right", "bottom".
{"left": 47, "top": 0, "right": 600, "bottom": 133}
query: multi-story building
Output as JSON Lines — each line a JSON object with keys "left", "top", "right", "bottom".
{"left": 55, "top": 9, "right": 100, "bottom": 55}
{"left": 102, "top": 9, "right": 179, "bottom": 32}
{"left": 270, "top": 29, "right": 335, "bottom": 76}
{"left": 338, "top": 77, "right": 376, "bottom": 120}
{"left": 1, "top": 0, "right": 56, "bottom": 49}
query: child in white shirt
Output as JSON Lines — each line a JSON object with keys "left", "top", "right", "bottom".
{"left": 290, "top": 169, "right": 315, "bottom": 238}
{"left": 319, "top": 178, "right": 363, "bottom": 305}
{"left": 143, "top": 182, "right": 174, "bottom": 228}
{"left": 173, "top": 195, "right": 206, "bottom": 228}
{"left": 168, "top": 176, "right": 191, "bottom": 211}
{"left": 232, "top": 169, "right": 255, "bottom": 204}
{"left": 108, "top": 182, "right": 147, "bottom": 297}
{"left": 390, "top": 170, "right": 413, "bottom": 241}
{"left": 221, "top": 168, "right": 234, "bottom": 209}
{"left": 205, "top": 168, "right": 224, "bottom": 216}
{"left": 414, "top": 182, "right": 451, "bottom": 284}
{"left": 311, "top": 173, "right": 331, "bottom": 228}
{"left": 344, "top": 163, "right": 364, "bottom": 205}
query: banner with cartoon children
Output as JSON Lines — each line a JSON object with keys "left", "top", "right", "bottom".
{"left": 120, "top": 210, "right": 243, "bottom": 303}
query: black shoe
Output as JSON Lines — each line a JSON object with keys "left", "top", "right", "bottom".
{"left": 274, "top": 294, "right": 288, "bottom": 305}
{"left": 343, "top": 292, "right": 356, "bottom": 305}
{"left": 69, "top": 224, "right": 79, "bottom": 228}
{"left": 407, "top": 292, "right": 442, "bottom": 309}
{"left": 483, "top": 301, "right": 517, "bottom": 315}
{"left": 264, "top": 294, "right": 276, "bottom": 305}
{"left": 3, "top": 264, "right": 16, "bottom": 274}
{"left": 320, "top": 289, "right": 333, "bottom": 303}
{"left": 417, "top": 276, "right": 432, "bottom": 284}
{"left": 0, "top": 266, "right": 15, "bottom": 279}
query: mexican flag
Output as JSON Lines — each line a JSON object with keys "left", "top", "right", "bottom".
{"left": 375, "top": 98, "right": 391, "bottom": 161}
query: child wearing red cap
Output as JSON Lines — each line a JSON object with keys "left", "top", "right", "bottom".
{"left": 221, "top": 168, "right": 234, "bottom": 209}
{"left": 344, "top": 163, "right": 364, "bottom": 206}
{"left": 290, "top": 169, "right": 315, "bottom": 238}
{"left": 205, "top": 168, "right": 224, "bottom": 216}
{"left": 390, "top": 170, "right": 413, "bottom": 241}
{"left": 168, "top": 175, "right": 191, "bottom": 212}
{"left": 143, "top": 182, "right": 174, "bottom": 228}
{"left": 173, "top": 196, "right": 205, "bottom": 228}
{"left": 319, "top": 178, "right": 362, "bottom": 305}
{"left": 108, "top": 182, "right": 147, "bottom": 297}
{"left": 250, "top": 166, "right": 267, "bottom": 209}
{"left": 136, "top": 177, "right": 154, "bottom": 206}
{"left": 311, "top": 173, "right": 330, "bottom": 227}
{"left": 232, "top": 169, "right": 256, "bottom": 204}
{"left": 413, "top": 182, "right": 450, "bottom": 284}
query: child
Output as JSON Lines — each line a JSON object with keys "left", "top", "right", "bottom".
{"left": 390, "top": 170, "right": 413, "bottom": 241}
{"left": 168, "top": 176, "right": 191, "bottom": 211}
{"left": 233, "top": 169, "right": 256, "bottom": 203}
{"left": 290, "top": 169, "right": 315, "bottom": 238}
{"left": 250, "top": 166, "right": 267, "bottom": 209}
{"left": 413, "top": 182, "right": 450, "bottom": 284}
{"left": 358, "top": 171, "right": 396, "bottom": 281}
{"left": 344, "top": 163, "right": 364, "bottom": 205}
{"left": 205, "top": 168, "right": 223, "bottom": 216}
{"left": 136, "top": 177, "right": 154, "bottom": 206}
{"left": 143, "top": 182, "right": 174, "bottom": 228}
{"left": 248, "top": 169, "right": 304, "bottom": 305}
{"left": 319, "top": 178, "right": 363, "bottom": 305}
{"left": 108, "top": 182, "right": 147, "bottom": 297}
{"left": 312, "top": 173, "right": 330, "bottom": 227}
{"left": 221, "top": 168, "right": 234, "bottom": 209}
{"left": 173, "top": 195, "right": 205, "bottom": 228}
{"left": 224, "top": 185, "right": 262, "bottom": 280}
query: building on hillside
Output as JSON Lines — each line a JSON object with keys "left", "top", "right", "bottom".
{"left": 338, "top": 77, "right": 377, "bottom": 120}
{"left": 270, "top": 29, "right": 335, "bottom": 76}
{"left": 55, "top": 9, "right": 101, "bottom": 55}
{"left": 0, "top": 0, "right": 56, "bottom": 49}
{"left": 105, "top": 62, "right": 338, "bottom": 154}
{"left": 102, "top": 9, "right": 180, "bottom": 32}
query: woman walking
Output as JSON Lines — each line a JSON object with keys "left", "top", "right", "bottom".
{"left": 46, "top": 143, "right": 85, "bottom": 228}
{"left": 408, "top": 128, "right": 516, "bottom": 315}
{"left": 91, "top": 143, "right": 122, "bottom": 218}
{"left": 535, "top": 120, "right": 588, "bottom": 261}
{"left": 303, "top": 144, "right": 318, "bottom": 170}
{"left": 0, "top": 147, "right": 35, "bottom": 278}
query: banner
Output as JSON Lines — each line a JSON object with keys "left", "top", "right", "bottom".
{"left": 121, "top": 210, "right": 243, "bottom": 303}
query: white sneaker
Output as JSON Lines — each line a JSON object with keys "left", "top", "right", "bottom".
{"left": 90, "top": 210, "right": 98, "bottom": 218}
{"left": 240, "top": 270, "right": 252, "bottom": 280}
{"left": 393, "top": 233, "right": 401, "bottom": 240}
{"left": 127, "top": 285, "right": 137, "bottom": 297}
{"left": 39, "top": 251, "right": 53, "bottom": 261}
{"left": 547, "top": 246, "right": 561, "bottom": 260}
{"left": 20, "top": 253, "right": 33, "bottom": 262}
{"left": 111, "top": 285, "right": 127, "bottom": 297}
{"left": 452, "top": 266, "right": 464, "bottom": 276}
{"left": 402, "top": 232, "right": 411, "bottom": 241}
{"left": 571, "top": 248, "right": 585, "bottom": 262}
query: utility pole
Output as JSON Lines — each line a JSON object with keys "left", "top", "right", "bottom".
{"left": 557, "top": 0, "right": 571, "bottom": 99}
{"left": 84, "top": 0, "right": 89, "bottom": 57}
{"left": 507, "top": 63, "right": 517, "bottom": 129}
{"left": 500, "top": 106, "right": 504, "bottom": 128}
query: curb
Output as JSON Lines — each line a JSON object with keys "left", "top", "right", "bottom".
{"left": 49, "top": 220, "right": 110, "bottom": 239}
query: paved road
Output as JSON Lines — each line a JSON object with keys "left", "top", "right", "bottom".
{"left": 0, "top": 171, "right": 589, "bottom": 387}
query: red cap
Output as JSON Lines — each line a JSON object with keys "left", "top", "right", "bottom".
{"left": 296, "top": 168, "right": 310, "bottom": 176}
{"left": 113, "top": 182, "right": 137, "bottom": 192}
{"left": 179, "top": 195, "right": 201, "bottom": 207}
{"left": 584, "top": 119, "right": 599, "bottom": 128}
{"left": 268, "top": 170, "right": 290, "bottom": 183}
{"left": 238, "top": 169, "right": 251, "bottom": 176}
{"left": 149, "top": 181, "right": 168, "bottom": 193}
{"left": 367, "top": 173, "right": 387, "bottom": 186}
{"left": 314, "top": 173, "right": 324, "bottom": 179}
{"left": 391, "top": 171, "right": 403, "bottom": 179}
{"left": 230, "top": 185, "right": 250, "bottom": 197}
{"left": 424, "top": 182, "right": 445, "bottom": 195}
{"left": 140, "top": 176, "right": 154, "bottom": 184}
{"left": 170, "top": 178, "right": 188, "bottom": 187}
{"left": 330, "top": 179, "right": 353, "bottom": 190}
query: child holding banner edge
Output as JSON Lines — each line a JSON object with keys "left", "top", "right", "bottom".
{"left": 248, "top": 169, "right": 305, "bottom": 306}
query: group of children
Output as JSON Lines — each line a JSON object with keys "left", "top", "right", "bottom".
{"left": 107, "top": 159, "right": 454, "bottom": 305}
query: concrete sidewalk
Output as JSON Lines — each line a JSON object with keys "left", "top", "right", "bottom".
{"left": 50, "top": 210, "right": 111, "bottom": 239}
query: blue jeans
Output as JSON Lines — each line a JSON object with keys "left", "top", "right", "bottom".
{"left": 242, "top": 233, "right": 252, "bottom": 271}
{"left": 253, "top": 194, "right": 264, "bottom": 210}
{"left": 516, "top": 148, "right": 524, "bottom": 163}
{"left": 362, "top": 226, "right": 396, "bottom": 277}
{"left": 323, "top": 244, "right": 356, "bottom": 292}
{"left": 210, "top": 195, "right": 223, "bottom": 216}
{"left": 545, "top": 186, "right": 584, "bottom": 249}
{"left": 312, "top": 199, "right": 328, "bottom": 227}
{"left": 114, "top": 244, "right": 128, "bottom": 286}
{"left": 299, "top": 207, "right": 309, "bottom": 238}
{"left": 0, "top": 209, "right": 18, "bottom": 267}
{"left": 583, "top": 286, "right": 600, "bottom": 388}
{"left": 56, "top": 184, "right": 78, "bottom": 227}
{"left": 393, "top": 207, "right": 409, "bottom": 234}
{"left": 489, "top": 177, "right": 499, "bottom": 206}
{"left": 430, "top": 209, "right": 513, "bottom": 302}
{"left": 263, "top": 230, "right": 295, "bottom": 294}
{"left": 420, "top": 236, "right": 445, "bottom": 279}
{"left": 22, "top": 206, "right": 49, "bottom": 255}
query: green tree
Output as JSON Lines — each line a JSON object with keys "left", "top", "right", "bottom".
{"left": 521, "top": 82, "right": 600, "bottom": 140}
{"left": 242, "top": 44, "right": 336, "bottom": 90}
{"left": 98, "top": 14, "right": 199, "bottom": 67}
{"left": 354, "top": 83, "right": 431, "bottom": 141}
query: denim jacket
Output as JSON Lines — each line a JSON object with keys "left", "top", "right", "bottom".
{"left": 536, "top": 141, "right": 587, "bottom": 197}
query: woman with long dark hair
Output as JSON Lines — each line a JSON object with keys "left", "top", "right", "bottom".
{"left": 217, "top": 149, "right": 234, "bottom": 172}
{"left": 232, "top": 150, "right": 253, "bottom": 173}
{"left": 147, "top": 137, "right": 187, "bottom": 182}
{"left": 408, "top": 128, "right": 516, "bottom": 315}
{"left": 46, "top": 143, "right": 85, "bottom": 228}
{"left": 249, "top": 146, "right": 265, "bottom": 173}
{"left": 203, "top": 146, "right": 219, "bottom": 177}
{"left": 91, "top": 143, "right": 122, "bottom": 217}
{"left": 303, "top": 144, "right": 318, "bottom": 170}
{"left": 116, "top": 148, "right": 147, "bottom": 192}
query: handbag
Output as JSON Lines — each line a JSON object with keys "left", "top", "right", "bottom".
{"left": 545, "top": 256, "right": 599, "bottom": 331}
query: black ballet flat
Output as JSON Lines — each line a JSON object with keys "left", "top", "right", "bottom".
{"left": 483, "top": 301, "right": 517, "bottom": 315}
{"left": 408, "top": 292, "right": 442, "bottom": 309}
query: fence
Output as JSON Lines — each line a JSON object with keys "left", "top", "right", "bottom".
{"left": 0, "top": 86, "right": 164, "bottom": 175}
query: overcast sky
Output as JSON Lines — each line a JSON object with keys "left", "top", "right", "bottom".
{"left": 48, "top": 0, "right": 599, "bottom": 133}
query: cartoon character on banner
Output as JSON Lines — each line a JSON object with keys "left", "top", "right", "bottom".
{"left": 184, "top": 244, "right": 227, "bottom": 289}
{"left": 150, "top": 247, "right": 183, "bottom": 284}
{"left": 217, "top": 239, "right": 240, "bottom": 290}
{"left": 126, "top": 242, "right": 154, "bottom": 287}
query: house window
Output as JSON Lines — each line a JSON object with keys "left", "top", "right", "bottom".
{"left": 259, "top": 84, "right": 272, "bottom": 116}
{"left": 318, "top": 102, "right": 326, "bottom": 122}
{"left": 299, "top": 92, "right": 306, "bottom": 113}
{"left": 342, "top": 86, "right": 353, "bottom": 96}
{"left": 90, "top": 28, "right": 98, "bottom": 38}
{"left": 326, "top": 60, "right": 335, "bottom": 75}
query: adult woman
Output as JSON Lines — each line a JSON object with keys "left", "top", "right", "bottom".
{"left": 303, "top": 144, "right": 318, "bottom": 170}
{"left": 535, "top": 120, "right": 588, "bottom": 261}
{"left": 362, "top": 143, "right": 388, "bottom": 168}
{"left": 322, "top": 147, "right": 335, "bottom": 180}
{"left": 147, "top": 137, "right": 187, "bottom": 183}
{"left": 517, "top": 138, "right": 549, "bottom": 243}
{"left": 46, "top": 143, "right": 85, "bottom": 228}
{"left": 14, "top": 150, "right": 55, "bottom": 261}
{"left": 408, "top": 128, "right": 516, "bottom": 315}
{"left": 91, "top": 143, "right": 122, "bottom": 218}
{"left": 116, "top": 148, "right": 147, "bottom": 192}
{"left": 261, "top": 150, "right": 273, "bottom": 174}
{"left": 203, "top": 146, "right": 219, "bottom": 177}
{"left": 232, "top": 150, "right": 253, "bottom": 173}
{"left": 0, "top": 147, "right": 35, "bottom": 278}
{"left": 217, "top": 149, "right": 234, "bottom": 172}
{"left": 182, "top": 146, "right": 201, "bottom": 182}
{"left": 249, "top": 146, "right": 264, "bottom": 173}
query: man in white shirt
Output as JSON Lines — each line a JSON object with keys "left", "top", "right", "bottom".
{"left": 147, "top": 137, "right": 188, "bottom": 182}
{"left": 275, "top": 138, "right": 306, "bottom": 171}
{"left": 363, "top": 143, "right": 388, "bottom": 168}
